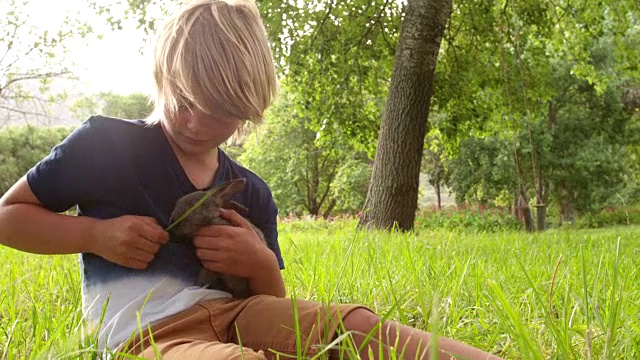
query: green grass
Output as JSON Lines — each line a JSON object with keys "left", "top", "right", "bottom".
{"left": 1, "top": 220, "right": 639, "bottom": 359}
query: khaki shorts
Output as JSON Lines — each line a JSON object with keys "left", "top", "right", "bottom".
{"left": 119, "top": 295, "right": 369, "bottom": 359}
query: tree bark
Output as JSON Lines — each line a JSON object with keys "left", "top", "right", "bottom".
{"left": 359, "top": 0, "right": 452, "bottom": 231}
{"left": 536, "top": 205, "right": 546, "bottom": 231}
{"left": 435, "top": 182, "right": 442, "bottom": 210}
{"left": 528, "top": 127, "right": 546, "bottom": 231}
{"left": 514, "top": 148, "right": 534, "bottom": 232}
{"left": 518, "top": 189, "right": 535, "bottom": 232}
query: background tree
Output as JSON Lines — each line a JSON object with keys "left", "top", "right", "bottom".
{"left": 71, "top": 92, "right": 153, "bottom": 120}
{"left": 1, "top": 0, "right": 93, "bottom": 126}
{"left": 359, "top": 0, "right": 453, "bottom": 230}
{"left": 0, "top": 125, "right": 73, "bottom": 196}
{"left": 421, "top": 128, "right": 449, "bottom": 210}
{"left": 431, "top": 0, "right": 639, "bottom": 230}
{"left": 239, "top": 89, "right": 370, "bottom": 217}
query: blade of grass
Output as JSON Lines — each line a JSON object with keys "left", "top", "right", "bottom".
{"left": 604, "top": 237, "right": 622, "bottom": 358}
{"left": 165, "top": 184, "right": 223, "bottom": 232}
{"left": 515, "top": 257, "right": 575, "bottom": 358}
{"left": 487, "top": 279, "right": 544, "bottom": 360}
{"left": 581, "top": 245, "right": 593, "bottom": 360}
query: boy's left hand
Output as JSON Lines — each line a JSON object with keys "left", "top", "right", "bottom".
{"left": 192, "top": 209, "right": 277, "bottom": 279}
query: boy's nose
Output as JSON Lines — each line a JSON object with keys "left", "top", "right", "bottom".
{"left": 185, "top": 116, "right": 204, "bottom": 132}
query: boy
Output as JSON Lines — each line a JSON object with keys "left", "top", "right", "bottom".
{"left": 0, "top": 0, "right": 499, "bottom": 358}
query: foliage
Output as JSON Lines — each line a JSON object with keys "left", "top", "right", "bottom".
{"left": 0, "top": 124, "right": 74, "bottom": 195}
{"left": 0, "top": 0, "right": 94, "bottom": 124}
{"left": 446, "top": 36, "right": 637, "bottom": 223}
{"left": 447, "top": 135, "right": 516, "bottom": 206}
{"left": 573, "top": 205, "right": 640, "bottom": 229}
{"left": 261, "top": 0, "right": 399, "bottom": 157}
{"left": 71, "top": 91, "right": 153, "bottom": 120}
{"left": 415, "top": 205, "right": 521, "bottom": 233}
{"left": 2, "top": 221, "right": 640, "bottom": 358}
{"left": 239, "top": 89, "right": 370, "bottom": 217}
{"left": 421, "top": 128, "right": 449, "bottom": 194}
{"left": 543, "top": 58, "right": 632, "bottom": 216}
{"left": 434, "top": 0, "right": 640, "bottom": 146}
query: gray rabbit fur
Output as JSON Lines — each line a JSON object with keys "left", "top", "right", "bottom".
{"left": 168, "top": 178, "right": 265, "bottom": 298}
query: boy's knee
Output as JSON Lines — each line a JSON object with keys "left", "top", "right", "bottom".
{"left": 342, "top": 308, "right": 381, "bottom": 334}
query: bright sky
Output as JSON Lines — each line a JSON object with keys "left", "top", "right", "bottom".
{"left": 14, "top": 0, "right": 157, "bottom": 95}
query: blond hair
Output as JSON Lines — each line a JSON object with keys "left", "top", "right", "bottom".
{"left": 148, "top": 0, "right": 277, "bottom": 124}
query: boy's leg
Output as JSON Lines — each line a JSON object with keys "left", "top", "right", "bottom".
{"left": 207, "top": 295, "right": 500, "bottom": 360}
{"left": 124, "top": 296, "right": 500, "bottom": 359}
{"left": 342, "top": 308, "right": 502, "bottom": 360}
{"left": 198, "top": 295, "right": 365, "bottom": 359}
{"left": 120, "top": 302, "right": 267, "bottom": 360}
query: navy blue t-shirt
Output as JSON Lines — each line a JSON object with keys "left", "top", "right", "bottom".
{"left": 26, "top": 117, "right": 285, "bottom": 343}
{"left": 27, "top": 116, "right": 284, "bottom": 348}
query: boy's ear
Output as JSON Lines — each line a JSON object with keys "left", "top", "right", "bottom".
{"left": 213, "top": 178, "right": 247, "bottom": 204}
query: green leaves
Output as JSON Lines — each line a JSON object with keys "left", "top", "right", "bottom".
{"left": 0, "top": 125, "right": 74, "bottom": 196}
{"left": 239, "top": 86, "right": 370, "bottom": 217}
{"left": 71, "top": 92, "right": 154, "bottom": 120}
{"left": 1, "top": 0, "right": 96, "bottom": 121}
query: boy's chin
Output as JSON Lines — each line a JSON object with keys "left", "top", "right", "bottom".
{"left": 175, "top": 140, "right": 217, "bottom": 156}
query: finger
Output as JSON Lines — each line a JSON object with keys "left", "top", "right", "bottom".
{"left": 195, "top": 248, "right": 223, "bottom": 262}
{"left": 201, "top": 260, "right": 226, "bottom": 273}
{"left": 139, "top": 216, "right": 159, "bottom": 227}
{"left": 193, "top": 234, "right": 226, "bottom": 250}
{"left": 194, "top": 224, "right": 226, "bottom": 237}
{"left": 218, "top": 209, "right": 251, "bottom": 228}
{"left": 123, "top": 257, "right": 150, "bottom": 270}
{"left": 137, "top": 220, "right": 169, "bottom": 244}
{"left": 127, "top": 247, "right": 155, "bottom": 263}
{"left": 195, "top": 223, "right": 244, "bottom": 240}
{"left": 131, "top": 238, "right": 161, "bottom": 255}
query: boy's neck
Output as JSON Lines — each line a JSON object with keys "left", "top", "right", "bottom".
{"left": 175, "top": 147, "right": 220, "bottom": 190}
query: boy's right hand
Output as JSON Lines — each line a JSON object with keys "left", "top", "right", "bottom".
{"left": 90, "top": 216, "right": 169, "bottom": 270}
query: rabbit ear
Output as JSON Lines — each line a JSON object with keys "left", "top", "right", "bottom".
{"left": 225, "top": 200, "right": 249, "bottom": 214}
{"left": 212, "top": 178, "right": 247, "bottom": 204}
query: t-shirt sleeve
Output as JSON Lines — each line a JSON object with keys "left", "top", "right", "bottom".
{"left": 26, "top": 117, "right": 104, "bottom": 212}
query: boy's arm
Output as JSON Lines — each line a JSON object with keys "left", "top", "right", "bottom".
{"left": 0, "top": 176, "right": 169, "bottom": 269}
{"left": 194, "top": 208, "right": 286, "bottom": 297}
{"left": 0, "top": 176, "right": 97, "bottom": 254}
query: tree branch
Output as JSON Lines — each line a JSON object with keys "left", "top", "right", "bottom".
{"left": 1, "top": 71, "right": 71, "bottom": 95}
{"left": 357, "top": 0, "right": 392, "bottom": 47}
{"left": 309, "top": 0, "right": 335, "bottom": 48}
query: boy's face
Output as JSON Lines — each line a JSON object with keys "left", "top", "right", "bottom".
{"left": 162, "top": 106, "right": 242, "bottom": 156}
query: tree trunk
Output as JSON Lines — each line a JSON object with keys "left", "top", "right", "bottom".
{"left": 548, "top": 100, "right": 557, "bottom": 132}
{"left": 528, "top": 127, "right": 546, "bottom": 231}
{"left": 435, "top": 182, "right": 442, "bottom": 210}
{"left": 560, "top": 200, "right": 573, "bottom": 225}
{"left": 514, "top": 149, "right": 534, "bottom": 232}
{"left": 518, "top": 189, "right": 535, "bottom": 232}
{"left": 536, "top": 205, "right": 546, "bottom": 231}
{"left": 359, "top": 0, "right": 452, "bottom": 231}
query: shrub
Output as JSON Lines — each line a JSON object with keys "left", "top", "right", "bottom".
{"left": 0, "top": 125, "right": 74, "bottom": 196}
{"left": 414, "top": 204, "right": 522, "bottom": 232}
{"left": 574, "top": 205, "right": 640, "bottom": 228}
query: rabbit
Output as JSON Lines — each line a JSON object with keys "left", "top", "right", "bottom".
{"left": 168, "top": 178, "right": 266, "bottom": 298}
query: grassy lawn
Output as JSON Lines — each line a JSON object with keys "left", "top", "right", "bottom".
{"left": 1, "top": 220, "right": 639, "bottom": 359}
